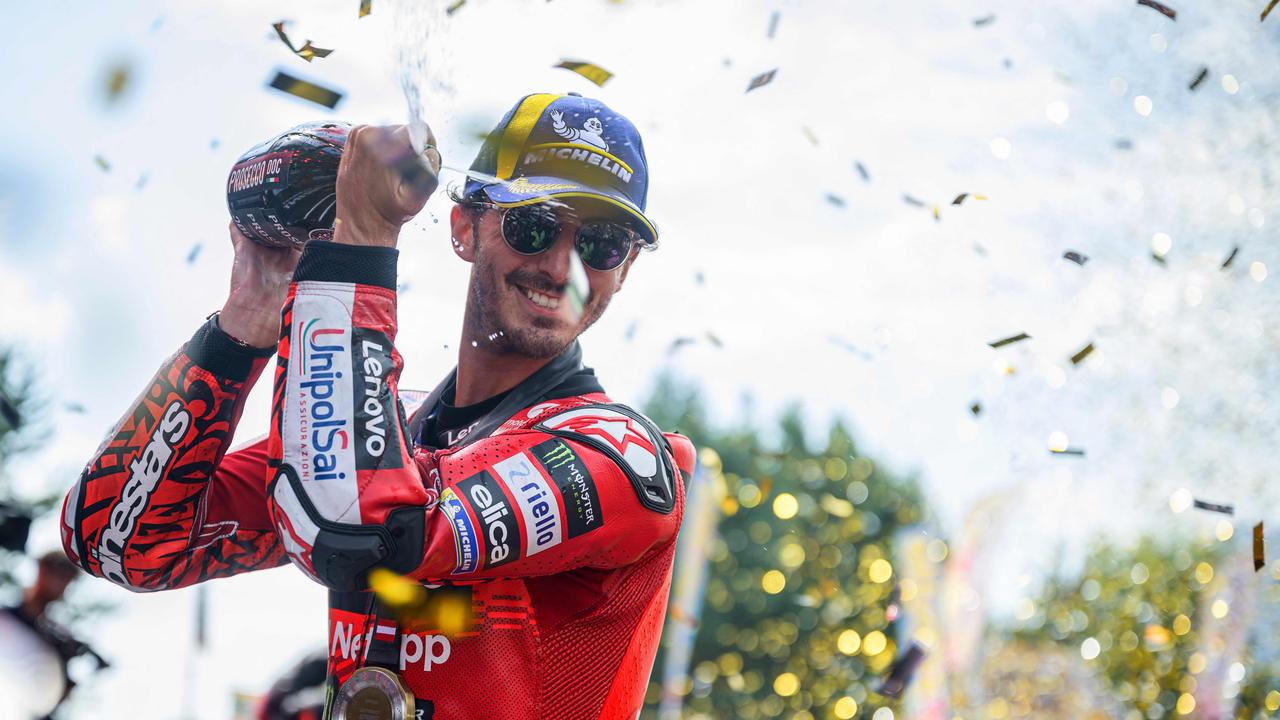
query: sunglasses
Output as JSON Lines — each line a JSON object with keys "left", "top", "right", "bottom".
{"left": 476, "top": 201, "right": 642, "bottom": 272}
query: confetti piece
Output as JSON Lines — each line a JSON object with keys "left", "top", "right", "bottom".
{"left": 368, "top": 568, "right": 471, "bottom": 633}
{"left": 272, "top": 22, "right": 334, "bottom": 63}
{"left": 624, "top": 320, "right": 639, "bottom": 341}
{"left": 1070, "top": 342, "right": 1095, "bottom": 365}
{"left": 63, "top": 402, "right": 86, "bottom": 414}
{"left": 1193, "top": 499, "right": 1233, "bottom": 515}
{"left": 1137, "top": 0, "right": 1177, "bottom": 20}
{"left": 210, "top": 138, "right": 221, "bottom": 150}
{"left": 104, "top": 62, "right": 131, "bottom": 104}
{"left": 94, "top": 155, "right": 111, "bottom": 172}
{"left": 1189, "top": 67, "right": 1209, "bottom": 91}
{"left": 1254, "top": 522, "right": 1265, "bottom": 571}
{"left": 972, "top": 14, "right": 996, "bottom": 26}
{"left": 855, "top": 162, "right": 870, "bottom": 182}
{"left": 1115, "top": 138, "right": 1134, "bottom": 150}
{"left": 988, "top": 332, "right": 1030, "bottom": 349}
{"left": 879, "top": 642, "right": 927, "bottom": 699}
{"left": 706, "top": 331, "right": 723, "bottom": 348}
{"left": 0, "top": 393, "right": 21, "bottom": 430}
{"left": 951, "top": 192, "right": 988, "bottom": 205}
{"left": 767, "top": 10, "right": 780, "bottom": 38}
{"left": 1263, "top": 0, "right": 1280, "bottom": 21}
{"left": 667, "top": 337, "right": 696, "bottom": 355}
{"left": 1221, "top": 246, "right": 1239, "bottom": 269}
{"left": 555, "top": 59, "right": 613, "bottom": 87}
{"left": 825, "top": 193, "right": 846, "bottom": 208}
{"left": 359, "top": 0, "right": 372, "bottom": 17}
{"left": 187, "top": 244, "right": 203, "bottom": 265}
{"left": 446, "top": 0, "right": 466, "bottom": 14}
{"left": 266, "top": 70, "right": 344, "bottom": 109}
{"left": 1151, "top": 253, "right": 1167, "bottom": 266}
{"left": 1051, "top": 447, "right": 1086, "bottom": 456}
{"left": 694, "top": 271, "right": 705, "bottom": 286}
{"left": 801, "top": 126, "right": 819, "bottom": 145}
{"left": 902, "top": 194, "right": 926, "bottom": 207}
{"left": 1063, "top": 250, "right": 1089, "bottom": 265}
{"left": 135, "top": 174, "right": 148, "bottom": 191}
{"left": 970, "top": 402, "right": 982, "bottom": 416}
{"left": 746, "top": 68, "right": 778, "bottom": 92}
{"left": 828, "top": 336, "right": 873, "bottom": 360}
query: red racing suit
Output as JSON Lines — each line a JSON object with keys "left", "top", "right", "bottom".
{"left": 61, "top": 241, "right": 694, "bottom": 719}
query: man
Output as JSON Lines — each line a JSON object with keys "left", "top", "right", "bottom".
{"left": 60, "top": 92, "right": 693, "bottom": 719}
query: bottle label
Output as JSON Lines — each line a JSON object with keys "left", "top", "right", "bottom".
{"left": 227, "top": 150, "right": 292, "bottom": 197}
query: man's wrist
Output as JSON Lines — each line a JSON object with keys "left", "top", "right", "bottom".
{"left": 332, "top": 217, "right": 399, "bottom": 248}
{"left": 217, "top": 300, "right": 280, "bottom": 349}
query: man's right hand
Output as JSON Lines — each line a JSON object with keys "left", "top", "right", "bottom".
{"left": 218, "top": 222, "right": 302, "bottom": 348}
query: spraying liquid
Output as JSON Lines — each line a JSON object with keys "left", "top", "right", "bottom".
{"left": 388, "top": 0, "right": 452, "bottom": 153}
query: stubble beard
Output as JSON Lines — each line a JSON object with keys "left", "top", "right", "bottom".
{"left": 467, "top": 243, "right": 610, "bottom": 359}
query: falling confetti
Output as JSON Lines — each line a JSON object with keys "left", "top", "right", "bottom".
{"left": 951, "top": 192, "right": 987, "bottom": 205}
{"left": 1254, "top": 522, "right": 1265, "bottom": 571}
{"left": 624, "top": 320, "right": 639, "bottom": 341}
{"left": 1051, "top": 447, "right": 1086, "bottom": 456}
{"left": 446, "top": 0, "right": 466, "bottom": 14}
{"left": 272, "top": 22, "right": 334, "bottom": 63}
{"left": 1262, "top": 0, "right": 1280, "bottom": 21}
{"left": 104, "top": 62, "right": 131, "bottom": 104}
{"left": 359, "top": 0, "right": 372, "bottom": 17}
{"left": 825, "top": 193, "right": 846, "bottom": 208}
{"left": 988, "top": 332, "right": 1030, "bottom": 349}
{"left": 1137, "top": 0, "right": 1177, "bottom": 20}
{"left": 767, "top": 10, "right": 780, "bottom": 38}
{"left": 801, "top": 126, "right": 819, "bottom": 145}
{"left": 1189, "top": 67, "right": 1209, "bottom": 91}
{"left": 367, "top": 568, "right": 470, "bottom": 633}
{"left": 972, "top": 14, "right": 996, "bottom": 26}
{"left": 135, "top": 174, "right": 148, "bottom": 191}
{"left": 1115, "top": 138, "right": 1134, "bottom": 150}
{"left": 1221, "top": 246, "right": 1240, "bottom": 269}
{"left": 1070, "top": 342, "right": 1095, "bottom": 365}
{"left": 706, "top": 332, "right": 723, "bottom": 348}
{"left": 878, "top": 641, "right": 927, "bottom": 699}
{"left": 1193, "top": 499, "right": 1234, "bottom": 515}
{"left": 828, "top": 336, "right": 873, "bottom": 360}
{"left": 63, "top": 402, "right": 86, "bottom": 414}
{"left": 266, "top": 70, "right": 344, "bottom": 109}
{"left": 1063, "top": 250, "right": 1089, "bottom": 265}
{"left": 93, "top": 155, "right": 111, "bottom": 172}
{"left": 1151, "top": 253, "right": 1167, "bottom": 266}
{"left": 746, "top": 68, "right": 778, "bottom": 92}
{"left": 902, "top": 194, "right": 926, "bottom": 207}
{"left": 210, "top": 138, "right": 221, "bottom": 150}
{"left": 186, "top": 244, "right": 202, "bottom": 265}
{"left": 554, "top": 59, "right": 613, "bottom": 87}
{"left": 667, "top": 337, "right": 697, "bottom": 355}
{"left": 970, "top": 402, "right": 982, "bottom": 416}
{"left": 694, "top": 271, "right": 705, "bottom": 286}
{"left": 855, "top": 161, "right": 870, "bottom": 181}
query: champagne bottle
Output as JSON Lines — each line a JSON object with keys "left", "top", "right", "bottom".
{"left": 226, "top": 121, "right": 351, "bottom": 249}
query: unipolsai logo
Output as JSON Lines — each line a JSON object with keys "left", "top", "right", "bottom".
{"left": 298, "top": 318, "right": 351, "bottom": 482}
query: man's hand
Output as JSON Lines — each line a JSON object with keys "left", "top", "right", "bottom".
{"left": 332, "top": 124, "right": 442, "bottom": 248}
{"left": 219, "top": 222, "right": 302, "bottom": 347}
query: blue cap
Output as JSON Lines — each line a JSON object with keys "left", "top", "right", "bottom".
{"left": 463, "top": 93, "right": 657, "bottom": 244}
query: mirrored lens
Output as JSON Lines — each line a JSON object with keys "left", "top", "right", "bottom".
{"left": 502, "top": 205, "right": 561, "bottom": 254}
{"left": 576, "top": 220, "right": 636, "bottom": 271}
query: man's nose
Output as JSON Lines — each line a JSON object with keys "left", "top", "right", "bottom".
{"left": 531, "top": 225, "right": 576, "bottom": 286}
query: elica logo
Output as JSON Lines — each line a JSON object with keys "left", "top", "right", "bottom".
{"left": 458, "top": 471, "right": 520, "bottom": 569}
{"left": 99, "top": 401, "right": 191, "bottom": 585}
{"left": 299, "top": 318, "right": 349, "bottom": 481}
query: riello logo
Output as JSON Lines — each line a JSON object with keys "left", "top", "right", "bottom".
{"left": 299, "top": 318, "right": 350, "bottom": 482}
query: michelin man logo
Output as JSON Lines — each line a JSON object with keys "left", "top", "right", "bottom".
{"left": 551, "top": 110, "right": 609, "bottom": 152}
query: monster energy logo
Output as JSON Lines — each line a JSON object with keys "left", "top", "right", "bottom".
{"left": 541, "top": 442, "right": 575, "bottom": 469}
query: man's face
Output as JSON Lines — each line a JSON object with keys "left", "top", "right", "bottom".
{"left": 453, "top": 199, "right": 639, "bottom": 359}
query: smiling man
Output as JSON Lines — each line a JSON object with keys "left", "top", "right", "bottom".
{"left": 62, "top": 93, "right": 694, "bottom": 719}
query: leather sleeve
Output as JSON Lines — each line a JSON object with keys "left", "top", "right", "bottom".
{"left": 60, "top": 317, "right": 287, "bottom": 591}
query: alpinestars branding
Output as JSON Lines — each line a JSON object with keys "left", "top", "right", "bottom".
{"left": 98, "top": 400, "right": 191, "bottom": 585}
{"left": 533, "top": 439, "right": 603, "bottom": 539}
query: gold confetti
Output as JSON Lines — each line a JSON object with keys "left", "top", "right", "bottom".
{"left": 878, "top": 641, "right": 926, "bottom": 699}
{"left": 988, "top": 332, "right": 1030, "bottom": 349}
{"left": 1221, "top": 246, "right": 1240, "bottom": 269}
{"left": 1063, "top": 250, "right": 1089, "bottom": 265}
{"left": 1137, "top": 0, "right": 1177, "bottom": 20}
{"left": 266, "top": 70, "right": 344, "bottom": 109}
{"left": 554, "top": 59, "right": 613, "bottom": 87}
{"left": 1051, "top": 447, "right": 1086, "bottom": 456}
{"left": 104, "top": 62, "right": 131, "bottom": 104}
{"left": 973, "top": 14, "right": 996, "bottom": 27}
{"left": 855, "top": 161, "right": 870, "bottom": 181}
{"left": 447, "top": 0, "right": 466, "bottom": 14}
{"left": 368, "top": 568, "right": 471, "bottom": 634}
{"left": 970, "top": 402, "right": 982, "bottom": 416}
{"left": 802, "top": 126, "right": 819, "bottom": 145}
{"left": 1070, "top": 342, "right": 1095, "bottom": 365}
{"left": 272, "top": 22, "right": 334, "bottom": 63}
{"left": 359, "top": 0, "right": 372, "bottom": 17}
{"left": 825, "top": 193, "right": 846, "bottom": 208}
{"left": 93, "top": 155, "right": 111, "bottom": 172}
{"left": 746, "top": 68, "right": 778, "bottom": 92}
{"left": 951, "top": 192, "right": 988, "bottom": 205}
{"left": 1189, "top": 67, "right": 1209, "bottom": 91}
{"left": 1255, "top": 522, "right": 1265, "bottom": 571}
{"left": 1262, "top": 0, "right": 1280, "bottom": 22}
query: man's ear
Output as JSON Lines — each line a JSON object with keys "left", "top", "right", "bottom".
{"left": 612, "top": 246, "right": 642, "bottom": 292}
{"left": 450, "top": 204, "right": 476, "bottom": 263}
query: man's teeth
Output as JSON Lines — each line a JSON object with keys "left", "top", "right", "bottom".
{"left": 522, "top": 287, "right": 560, "bottom": 310}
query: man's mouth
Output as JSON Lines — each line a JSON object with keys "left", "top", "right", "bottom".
{"left": 511, "top": 280, "right": 563, "bottom": 312}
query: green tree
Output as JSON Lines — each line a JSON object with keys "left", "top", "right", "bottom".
{"left": 0, "top": 346, "right": 46, "bottom": 593}
{"left": 642, "top": 374, "right": 926, "bottom": 719}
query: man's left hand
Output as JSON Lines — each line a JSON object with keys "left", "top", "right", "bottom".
{"left": 333, "top": 123, "right": 442, "bottom": 248}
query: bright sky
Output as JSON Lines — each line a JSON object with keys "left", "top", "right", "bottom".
{"left": 2, "top": 0, "right": 1278, "bottom": 717}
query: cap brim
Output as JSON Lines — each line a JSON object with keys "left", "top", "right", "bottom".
{"left": 481, "top": 176, "right": 658, "bottom": 245}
